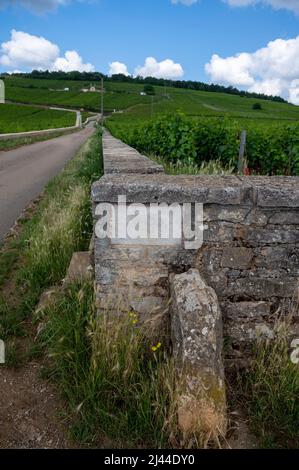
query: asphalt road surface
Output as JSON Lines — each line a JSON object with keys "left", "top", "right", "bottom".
{"left": 0, "top": 124, "right": 95, "bottom": 241}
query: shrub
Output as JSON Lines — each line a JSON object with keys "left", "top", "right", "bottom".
{"left": 144, "top": 84, "right": 155, "bottom": 95}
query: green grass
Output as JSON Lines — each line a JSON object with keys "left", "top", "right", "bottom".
{"left": 38, "top": 281, "right": 177, "bottom": 448}
{"left": 151, "top": 154, "right": 235, "bottom": 175}
{"left": 0, "top": 103, "right": 76, "bottom": 133}
{"left": 240, "top": 322, "right": 299, "bottom": 448}
{"left": 0, "top": 126, "right": 103, "bottom": 342}
{"left": 0, "top": 128, "right": 80, "bottom": 151}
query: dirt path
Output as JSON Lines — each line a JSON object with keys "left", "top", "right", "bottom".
{"left": 0, "top": 361, "right": 76, "bottom": 449}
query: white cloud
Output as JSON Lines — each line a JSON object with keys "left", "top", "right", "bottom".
{"left": 171, "top": 0, "right": 299, "bottom": 13}
{"left": 109, "top": 61, "right": 129, "bottom": 76}
{"left": 53, "top": 50, "right": 94, "bottom": 72}
{"left": 205, "top": 36, "right": 299, "bottom": 103}
{"left": 134, "top": 57, "right": 184, "bottom": 79}
{"left": 289, "top": 79, "right": 299, "bottom": 105}
{"left": 224, "top": 1, "right": 299, "bottom": 14}
{"left": 0, "top": 30, "right": 95, "bottom": 73}
{"left": 205, "top": 53, "right": 254, "bottom": 87}
{"left": 0, "top": 30, "right": 59, "bottom": 69}
{"left": 0, "top": 0, "right": 69, "bottom": 13}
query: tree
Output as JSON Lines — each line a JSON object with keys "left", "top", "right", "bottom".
{"left": 144, "top": 84, "right": 155, "bottom": 95}
{"left": 252, "top": 102, "right": 262, "bottom": 110}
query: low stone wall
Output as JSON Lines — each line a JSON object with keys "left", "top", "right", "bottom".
{"left": 92, "top": 130, "right": 299, "bottom": 365}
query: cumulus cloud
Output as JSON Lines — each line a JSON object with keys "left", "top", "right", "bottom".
{"left": 134, "top": 57, "right": 184, "bottom": 79}
{"left": 0, "top": 30, "right": 59, "bottom": 69}
{"left": 0, "top": 30, "right": 95, "bottom": 73}
{"left": 0, "top": 0, "right": 69, "bottom": 13}
{"left": 53, "top": 50, "right": 94, "bottom": 72}
{"left": 109, "top": 61, "right": 129, "bottom": 76}
{"left": 205, "top": 36, "right": 299, "bottom": 103}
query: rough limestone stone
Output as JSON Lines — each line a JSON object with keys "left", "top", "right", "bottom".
{"left": 221, "top": 301, "right": 271, "bottom": 320}
{"left": 170, "top": 269, "right": 227, "bottom": 439}
{"left": 66, "top": 252, "right": 93, "bottom": 283}
{"left": 102, "top": 129, "right": 164, "bottom": 175}
{"left": 221, "top": 247, "right": 253, "bottom": 269}
{"left": 92, "top": 173, "right": 299, "bottom": 207}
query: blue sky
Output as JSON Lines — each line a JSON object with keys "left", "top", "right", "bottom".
{"left": 0, "top": 0, "right": 299, "bottom": 102}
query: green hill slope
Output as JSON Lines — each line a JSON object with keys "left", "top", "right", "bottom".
{"left": 0, "top": 103, "right": 76, "bottom": 133}
{"left": 3, "top": 76, "right": 299, "bottom": 122}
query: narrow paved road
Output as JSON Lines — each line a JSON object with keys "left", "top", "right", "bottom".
{"left": 0, "top": 124, "right": 95, "bottom": 241}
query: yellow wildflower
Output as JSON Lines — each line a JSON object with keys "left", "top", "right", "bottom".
{"left": 151, "top": 342, "right": 162, "bottom": 352}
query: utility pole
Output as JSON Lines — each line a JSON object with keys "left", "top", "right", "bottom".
{"left": 101, "top": 76, "right": 104, "bottom": 126}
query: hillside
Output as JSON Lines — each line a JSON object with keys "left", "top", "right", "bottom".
{"left": 3, "top": 75, "right": 299, "bottom": 121}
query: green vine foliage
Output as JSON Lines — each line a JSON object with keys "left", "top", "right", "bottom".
{"left": 107, "top": 113, "right": 299, "bottom": 176}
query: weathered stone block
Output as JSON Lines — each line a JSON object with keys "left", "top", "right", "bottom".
{"left": 102, "top": 129, "right": 164, "bottom": 175}
{"left": 203, "top": 272, "right": 229, "bottom": 300}
{"left": 268, "top": 211, "right": 299, "bottom": 225}
{"left": 66, "top": 252, "right": 93, "bottom": 283}
{"left": 257, "top": 185, "right": 299, "bottom": 208}
{"left": 225, "top": 321, "right": 276, "bottom": 347}
{"left": 203, "top": 222, "right": 235, "bottom": 243}
{"left": 247, "top": 227, "right": 299, "bottom": 244}
{"left": 244, "top": 209, "right": 268, "bottom": 226}
{"left": 170, "top": 269, "right": 227, "bottom": 439}
{"left": 221, "top": 301, "right": 271, "bottom": 320}
{"left": 227, "top": 276, "right": 298, "bottom": 299}
{"left": 254, "top": 246, "right": 299, "bottom": 271}
{"left": 98, "top": 244, "right": 148, "bottom": 262}
{"left": 221, "top": 247, "right": 253, "bottom": 269}
{"left": 203, "top": 206, "right": 250, "bottom": 223}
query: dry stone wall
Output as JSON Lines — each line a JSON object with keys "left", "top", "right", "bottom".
{"left": 92, "top": 129, "right": 299, "bottom": 364}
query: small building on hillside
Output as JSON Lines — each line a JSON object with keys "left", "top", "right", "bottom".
{"left": 81, "top": 84, "right": 98, "bottom": 93}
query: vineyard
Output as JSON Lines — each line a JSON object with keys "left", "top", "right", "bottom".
{"left": 107, "top": 113, "right": 299, "bottom": 176}
{"left": 4, "top": 75, "right": 299, "bottom": 118}
{"left": 3, "top": 76, "right": 154, "bottom": 112}
{"left": 0, "top": 103, "right": 76, "bottom": 133}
